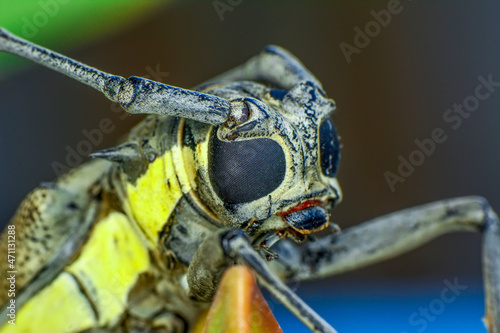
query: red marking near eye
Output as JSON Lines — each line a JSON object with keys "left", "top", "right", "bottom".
{"left": 277, "top": 199, "right": 323, "bottom": 216}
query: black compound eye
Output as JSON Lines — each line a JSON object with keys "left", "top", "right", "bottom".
{"left": 209, "top": 131, "right": 286, "bottom": 205}
{"left": 319, "top": 118, "right": 340, "bottom": 177}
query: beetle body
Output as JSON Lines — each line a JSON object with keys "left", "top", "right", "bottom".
{"left": 0, "top": 72, "right": 341, "bottom": 332}
{"left": 2, "top": 28, "right": 499, "bottom": 333}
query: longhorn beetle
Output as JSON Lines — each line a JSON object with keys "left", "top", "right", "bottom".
{"left": 0, "top": 28, "right": 499, "bottom": 333}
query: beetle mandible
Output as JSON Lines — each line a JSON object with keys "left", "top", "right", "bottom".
{"left": 0, "top": 28, "right": 499, "bottom": 333}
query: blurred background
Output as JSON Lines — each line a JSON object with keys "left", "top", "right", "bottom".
{"left": 1, "top": 1, "right": 500, "bottom": 332}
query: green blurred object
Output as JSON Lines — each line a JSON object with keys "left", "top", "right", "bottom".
{"left": 0, "top": 0, "right": 165, "bottom": 72}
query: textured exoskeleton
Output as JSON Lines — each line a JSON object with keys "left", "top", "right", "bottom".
{"left": 0, "top": 28, "right": 499, "bottom": 333}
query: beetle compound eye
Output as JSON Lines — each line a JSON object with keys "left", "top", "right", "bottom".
{"left": 209, "top": 132, "right": 286, "bottom": 204}
{"left": 319, "top": 118, "right": 340, "bottom": 177}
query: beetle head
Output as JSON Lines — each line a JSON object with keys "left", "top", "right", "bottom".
{"left": 193, "top": 80, "right": 342, "bottom": 239}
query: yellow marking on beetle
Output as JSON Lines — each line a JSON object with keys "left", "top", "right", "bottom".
{"left": 1, "top": 273, "right": 97, "bottom": 333}
{"left": 175, "top": 118, "right": 197, "bottom": 192}
{"left": 183, "top": 146, "right": 197, "bottom": 190}
{"left": 3, "top": 212, "right": 149, "bottom": 332}
{"left": 198, "top": 132, "right": 210, "bottom": 165}
{"left": 66, "top": 211, "right": 149, "bottom": 326}
{"left": 192, "top": 129, "right": 211, "bottom": 180}
{"left": 171, "top": 144, "right": 196, "bottom": 192}
{"left": 127, "top": 151, "right": 184, "bottom": 242}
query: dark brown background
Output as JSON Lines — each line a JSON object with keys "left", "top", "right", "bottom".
{"left": 1, "top": 1, "right": 499, "bottom": 331}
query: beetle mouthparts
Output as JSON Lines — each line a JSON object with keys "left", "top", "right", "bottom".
{"left": 281, "top": 205, "right": 329, "bottom": 234}
{"left": 278, "top": 199, "right": 323, "bottom": 216}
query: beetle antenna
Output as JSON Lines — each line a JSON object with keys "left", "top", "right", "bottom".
{"left": 0, "top": 28, "right": 230, "bottom": 125}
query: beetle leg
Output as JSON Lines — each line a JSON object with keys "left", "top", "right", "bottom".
{"left": 0, "top": 28, "right": 230, "bottom": 125}
{"left": 187, "top": 229, "right": 338, "bottom": 333}
{"left": 209, "top": 45, "right": 323, "bottom": 90}
{"left": 223, "top": 230, "right": 338, "bottom": 333}
{"left": 271, "top": 196, "right": 500, "bottom": 333}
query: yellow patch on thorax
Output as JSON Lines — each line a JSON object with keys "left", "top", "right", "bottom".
{"left": 126, "top": 150, "right": 187, "bottom": 242}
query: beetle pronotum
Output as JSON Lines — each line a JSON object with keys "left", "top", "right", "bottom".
{"left": 0, "top": 28, "right": 499, "bottom": 333}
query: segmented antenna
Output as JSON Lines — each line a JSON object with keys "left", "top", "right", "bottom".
{"left": 210, "top": 45, "right": 323, "bottom": 91}
{"left": 0, "top": 28, "right": 230, "bottom": 125}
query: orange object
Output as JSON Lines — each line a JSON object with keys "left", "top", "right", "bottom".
{"left": 200, "top": 265, "right": 283, "bottom": 333}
